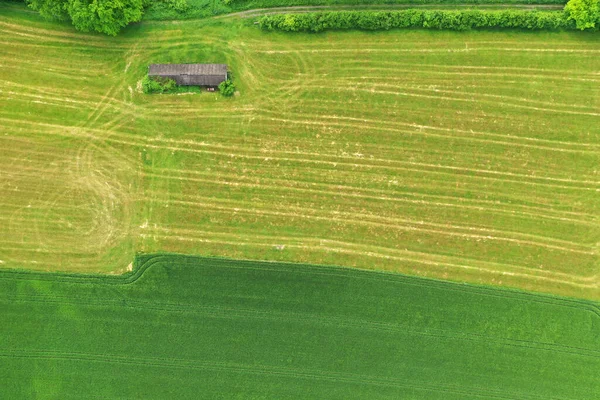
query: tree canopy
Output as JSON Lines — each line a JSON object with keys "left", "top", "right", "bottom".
{"left": 564, "top": 0, "right": 600, "bottom": 30}
{"left": 27, "top": 0, "right": 70, "bottom": 21}
{"left": 27, "top": 0, "right": 144, "bottom": 35}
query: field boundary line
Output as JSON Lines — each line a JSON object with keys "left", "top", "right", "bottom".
{"left": 138, "top": 225, "right": 600, "bottom": 284}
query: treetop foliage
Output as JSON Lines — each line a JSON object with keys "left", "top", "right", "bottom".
{"left": 27, "top": 0, "right": 144, "bottom": 35}
{"left": 564, "top": 0, "right": 600, "bottom": 30}
{"left": 27, "top": 0, "right": 70, "bottom": 21}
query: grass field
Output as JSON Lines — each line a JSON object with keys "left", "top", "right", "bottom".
{"left": 1, "top": 4, "right": 599, "bottom": 299}
{"left": 1, "top": 254, "right": 599, "bottom": 398}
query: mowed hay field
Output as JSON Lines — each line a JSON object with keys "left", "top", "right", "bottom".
{"left": 1, "top": 5, "right": 600, "bottom": 299}
{"left": 1, "top": 254, "right": 599, "bottom": 398}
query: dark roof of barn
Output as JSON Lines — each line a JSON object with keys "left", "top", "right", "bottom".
{"left": 149, "top": 64, "right": 227, "bottom": 76}
{"left": 148, "top": 64, "right": 228, "bottom": 86}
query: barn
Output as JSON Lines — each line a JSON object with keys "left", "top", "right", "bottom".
{"left": 148, "top": 64, "right": 228, "bottom": 87}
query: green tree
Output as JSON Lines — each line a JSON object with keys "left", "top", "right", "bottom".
{"left": 565, "top": 0, "right": 600, "bottom": 30}
{"left": 27, "top": 0, "right": 144, "bottom": 35}
{"left": 27, "top": 0, "right": 69, "bottom": 21}
{"left": 68, "top": 0, "right": 143, "bottom": 36}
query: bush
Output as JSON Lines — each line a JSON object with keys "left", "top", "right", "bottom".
{"left": 218, "top": 79, "right": 236, "bottom": 97}
{"left": 259, "top": 10, "right": 576, "bottom": 33}
{"left": 565, "top": 0, "right": 600, "bottom": 30}
{"left": 142, "top": 76, "right": 177, "bottom": 94}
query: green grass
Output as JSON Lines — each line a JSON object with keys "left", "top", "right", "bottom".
{"left": 1, "top": 4, "right": 599, "bottom": 299}
{"left": 1, "top": 253, "right": 599, "bottom": 398}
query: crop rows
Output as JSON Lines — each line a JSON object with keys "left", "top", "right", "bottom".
{"left": 1, "top": 254, "right": 599, "bottom": 398}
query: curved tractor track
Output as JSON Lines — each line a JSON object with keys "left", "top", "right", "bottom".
{"left": 0, "top": 6, "right": 599, "bottom": 299}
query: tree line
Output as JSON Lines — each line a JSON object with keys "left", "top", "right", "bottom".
{"left": 23, "top": 0, "right": 600, "bottom": 34}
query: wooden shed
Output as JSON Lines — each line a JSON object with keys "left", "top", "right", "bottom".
{"left": 148, "top": 64, "right": 228, "bottom": 87}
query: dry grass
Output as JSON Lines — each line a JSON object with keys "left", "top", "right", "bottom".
{"left": 1, "top": 5, "right": 599, "bottom": 298}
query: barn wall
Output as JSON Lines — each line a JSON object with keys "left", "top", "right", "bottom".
{"left": 149, "top": 74, "right": 226, "bottom": 87}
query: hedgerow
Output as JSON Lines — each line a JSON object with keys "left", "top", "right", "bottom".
{"left": 259, "top": 10, "right": 581, "bottom": 32}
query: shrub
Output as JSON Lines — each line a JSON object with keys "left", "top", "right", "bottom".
{"left": 259, "top": 10, "right": 576, "bottom": 33}
{"left": 218, "top": 79, "right": 236, "bottom": 97}
{"left": 164, "top": 0, "right": 189, "bottom": 13}
{"left": 142, "top": 76, "right": 177, "bottom": 94}
{"left": 161, "top": 77, "right": 177, "bottom": 92}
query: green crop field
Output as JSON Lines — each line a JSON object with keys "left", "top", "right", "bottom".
{"left": 1, "top": 254, "right": 599, "bottom": 398}
{"left": 1, "top": 4, "right": 600, "bottom": 300}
